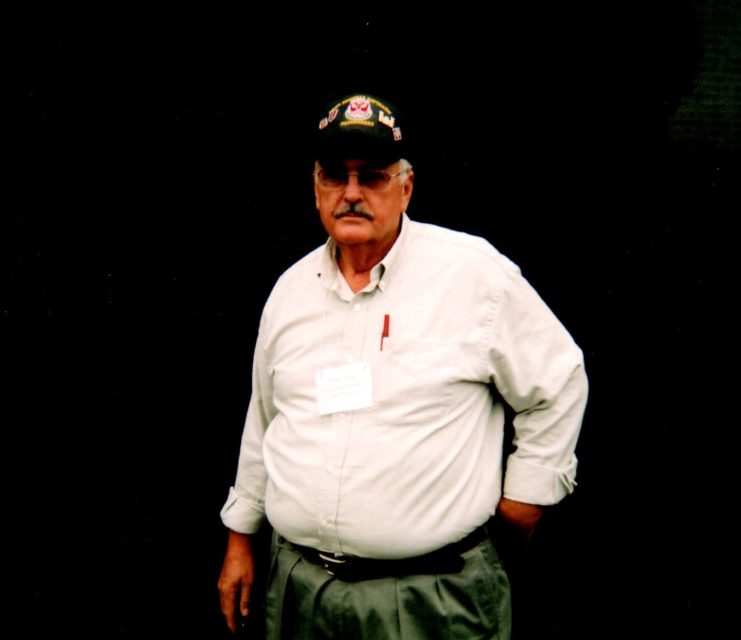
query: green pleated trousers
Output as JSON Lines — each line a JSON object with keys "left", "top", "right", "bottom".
{"left": 264, "top": 533, "right": 511, "bottom": 640}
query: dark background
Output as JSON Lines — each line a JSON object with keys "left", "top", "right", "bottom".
{"left": 3, "top": 3, "right": 739, "bottom": 638}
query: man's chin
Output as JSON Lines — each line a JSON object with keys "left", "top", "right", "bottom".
{"left": 331, "top": 225, "right": 374, "bottom": 246}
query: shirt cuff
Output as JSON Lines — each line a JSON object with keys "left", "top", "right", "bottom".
{"left": 502, "top": 455, "right": 577, "bottom": 505}
{"left": 219, "top": 486, "right": 265, "bottom": 534}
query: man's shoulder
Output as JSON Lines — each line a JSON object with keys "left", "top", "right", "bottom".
{"left": 408, "top": 219, "right": 519, "bottom": 274}
{"left": 410, "top": 219, "right": 491, "bottom": 251}
{"left": 269, "top": 244, "right": 325, "bottom": 291}
{"left": 282, "top": 244, "right": 325, "bottom": 274}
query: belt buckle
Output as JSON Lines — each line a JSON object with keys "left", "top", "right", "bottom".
{"left": 318, "top": 552, "right": 348, "bottom": 577}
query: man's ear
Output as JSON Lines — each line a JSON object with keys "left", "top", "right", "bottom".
{"left": 313, "top": 164, "right": 321, "bottom": 209}
{"left": 401, "top": 170, "right": 414, "bottom": 211}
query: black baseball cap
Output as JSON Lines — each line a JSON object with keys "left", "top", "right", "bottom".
{"left": 314, "top": 93, "right": 408, "bottom": 165}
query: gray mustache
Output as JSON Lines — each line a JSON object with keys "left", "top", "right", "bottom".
{"left": 334, "top": 205, "right": 373, "bottom": 220}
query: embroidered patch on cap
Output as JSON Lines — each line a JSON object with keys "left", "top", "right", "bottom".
{"left": 378, "top": 111, "right": 395, "bottom": 128}
{"left": 345, "top": 96, "right": 373, "bottom": 121}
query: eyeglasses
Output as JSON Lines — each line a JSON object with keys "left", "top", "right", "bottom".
{"left": 313, "top": 168, "right": 409, "bottom": 191}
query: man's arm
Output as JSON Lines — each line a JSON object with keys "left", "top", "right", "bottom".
{"left": 218, "top": 310, "right": 276, "bottom": 633}
{"left": 218, "top": 530, "right": 256, "bottom": 635}
{"left": 486, "top": 261, "right": 589, "bottom": 511}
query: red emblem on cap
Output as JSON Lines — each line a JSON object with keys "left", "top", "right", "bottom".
{"left": 345, "top": 96, "right": 373, "bottom": 121}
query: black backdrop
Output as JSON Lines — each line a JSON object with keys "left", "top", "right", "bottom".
{"left": 3, "top": 4, "right": 738, "bottom": 639}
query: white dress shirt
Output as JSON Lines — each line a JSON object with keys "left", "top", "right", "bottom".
{"left": 221, "top": 214, "right": 588, "bottom": 559}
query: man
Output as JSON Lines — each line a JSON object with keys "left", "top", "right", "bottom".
{"left": 218, "top": 93, "right": 588, "bottom": 639}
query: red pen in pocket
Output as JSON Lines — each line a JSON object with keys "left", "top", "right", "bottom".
{"left": 380, "top": 314, "right": 390, "bottom": 351}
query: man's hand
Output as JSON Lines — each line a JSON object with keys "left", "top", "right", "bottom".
{"left": 218, "top": 530, "right": 256, "bottom": 635}
{"left": 496, "top": 497, "right": 544, "bottom": 543}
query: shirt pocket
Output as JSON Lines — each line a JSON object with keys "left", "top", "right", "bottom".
{"left": 372, "top": 339, "right": 457, "bottom": 427}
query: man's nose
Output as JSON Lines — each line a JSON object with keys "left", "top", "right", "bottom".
{"left": 343, "top": 175, "right": 363, "bottom": 202}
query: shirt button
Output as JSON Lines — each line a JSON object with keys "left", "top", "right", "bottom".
{"left": 354, "top": 303, "right": 362, "bottom": 311}
{"left": 327, "top": 463, "right": 335, "bottom": 473}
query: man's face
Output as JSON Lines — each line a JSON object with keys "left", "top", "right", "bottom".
{"left": 314, "top": 158, "right": 414, "bottom": 251}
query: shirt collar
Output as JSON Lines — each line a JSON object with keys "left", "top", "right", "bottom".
{"left": 316, "top": 212, "right": 413, "bottom": 297}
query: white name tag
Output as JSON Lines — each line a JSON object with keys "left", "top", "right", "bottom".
{"left": 316, "top": 362, "right": 373, "bottom": 416}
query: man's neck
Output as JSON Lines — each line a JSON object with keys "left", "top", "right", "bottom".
{"left": 336, "top": 239, "right": 392, "bottom": 293}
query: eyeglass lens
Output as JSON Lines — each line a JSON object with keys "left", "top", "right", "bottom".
{"left": 319, "top": 170, "right": 391, "bottom": 190}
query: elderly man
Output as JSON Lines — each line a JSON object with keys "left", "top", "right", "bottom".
{"left": 218, "top": 93, "right": 588, "bottom": 639}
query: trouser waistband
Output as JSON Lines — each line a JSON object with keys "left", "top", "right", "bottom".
{"left": 290, "top": 525, "right": 489, "bottom": 582}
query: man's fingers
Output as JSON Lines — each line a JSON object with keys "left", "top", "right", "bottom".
{"left": 218, "top": 585, "right": 238, "bottom": 634}
{"left": 240, "top": 576, "right": 253, "bottom": 618}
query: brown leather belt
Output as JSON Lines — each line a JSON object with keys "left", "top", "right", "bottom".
{"left": 292, "top": 525, "right": 489, "bottom": 582}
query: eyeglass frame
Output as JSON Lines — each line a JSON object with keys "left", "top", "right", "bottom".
{"left": 312, "top": 167, "right": 411, "bottom": 191}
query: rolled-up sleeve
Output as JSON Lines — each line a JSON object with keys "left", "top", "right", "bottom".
{"left": 220, "top": 311, "right": 276, "bottom": 533}
{"left": 487, "top": 264, "right": 588, "bottom": 506}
